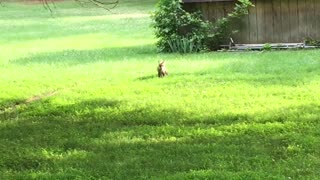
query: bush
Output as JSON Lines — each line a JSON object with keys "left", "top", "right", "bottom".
{"left": 263, "top": 43, "right": 272, "bottom": 51}
{"left": 304, "top": 37, "right": 320, "bottom": 46}
{"left": 152, "top": 0, "right": 254, "bottom": 53}
{"left": 151, "top": 0, "right": 209, "bottom": 53}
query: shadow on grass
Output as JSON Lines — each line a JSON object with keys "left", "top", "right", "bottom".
{"left": 12, "top": 44, "right": 156, "bottom": 65}
{"left": 1, "top": 98, "right": 320, "bottom": 179}
{"left": 136, "top": 72, "right": 203, "bottom": 81}
{"left": 0, "top": 98, "right": 27, "bottom": 112}
{"left": 136, "top": 75, "right": 157, "bottom": 81}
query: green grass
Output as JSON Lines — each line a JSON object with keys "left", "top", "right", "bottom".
{"left": 1, "top": 0, "right": 320, "bottom": 179}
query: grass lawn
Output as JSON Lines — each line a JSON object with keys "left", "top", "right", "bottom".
{"left": 1, "top": 0, "right": 320, "bottom": 179}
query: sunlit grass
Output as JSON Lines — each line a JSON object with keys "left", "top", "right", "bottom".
{"left": 1, "top": 0, "right": 320, "bottom": 179}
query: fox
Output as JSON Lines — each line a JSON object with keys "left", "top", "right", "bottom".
{"left": 157, "top": 60, "right": 168, "bottom": 78}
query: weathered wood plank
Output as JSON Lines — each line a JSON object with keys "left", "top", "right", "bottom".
{"left": 272, "top": 0, "right": 282, "bottom": 43}
{"left": 215, "top": 1, "right": 225, "bottom": 20}
{"left": 315, "top": 0, "right": 320, "bottom": 39}
{"left": 289, "top": 0, "right": 299, "bottom": 42}
{"left": 240, "top": 14, "right": 250, "bottom": 44}
{"left": 230, "top": 43, "right": 305, "bottom": 50}
{"left": 264, "top": 0, "right": 273, "bottom": 42}
{"left": 256, "top": 0, "right": 265, "bottom": 43}
{"left": 235, "top": 0, "right": 251, "bottom": 44}
{"left": 229, "top": 0, "right": 243, "bottom": 43}
{"left": 248, "top": 0, "right": 258, "bottom": 43}
{"left": 201, "top": 2, "right": 209, "bottom": 21}
{"left": 280, "top": 0, "right": 290, "bottom": 42}
{"left": 211, "top": 2, "right": 219, "bottom": 22}
{"left": 312, "top": 0, "right": 317, "bottom": 39}
{"left": 306, "top": 0, "right": 316, "bottom": 39}
{"left": 201, "top": 3, "right": 210, "bottom": 21}
{"left": 222, "top": 1, "right": 231, "bottom": 16}
{"left": 298, "top": 0, "right": 307, "bottom": 41}
{"left": 222, "top": 1, "right": 242, "bottom": 43}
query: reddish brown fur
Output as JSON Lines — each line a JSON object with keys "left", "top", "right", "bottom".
{"left": 157, "top": 61, "right": 168, "bottom": 78}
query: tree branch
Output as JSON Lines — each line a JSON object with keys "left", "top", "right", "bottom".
{"left": 41, "top": 0, "right": 53, "bottom": 13}
{"left": 0, "top": 0, "right": 119, "bottom": 12}
{"left": 87, "top": 0, "right": 119, "bottom": 12}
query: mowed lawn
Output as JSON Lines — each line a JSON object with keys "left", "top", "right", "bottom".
{"left": 1, "top": 0, "right": 320, "bottom": 179}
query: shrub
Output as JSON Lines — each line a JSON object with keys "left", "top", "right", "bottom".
{"left": 151, "top": 0, "right": 209, "bottom": 53}
{"left": 151, "top": 0, "right": 254, "bottom": 53}
{"left": 304, "top": 37, "right": 320, "bottom": 46}
{"left": 263, "top": 43, "right": 272, "bottom": 51}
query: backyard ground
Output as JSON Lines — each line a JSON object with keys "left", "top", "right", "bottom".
{"left": 1, "top": 0, "right": 320, "bottom": 179}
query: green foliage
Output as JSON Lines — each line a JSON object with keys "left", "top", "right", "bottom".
{"left": 206, "top": 0, "right": 254, "bottom": 50}
{"left": 263, "top": 43, "right": 272, "bottom": 51}
{"left": 152, "top": 0, "right": 254, "bottom": 52}
{"left": 167, "top": 37, "right": 203, "bottom": 53}
{"left": 305, "top": 37, "right": 320, "bottom": 46}
{"left": 151, "top": 0, "right": 209, "bottom": 53}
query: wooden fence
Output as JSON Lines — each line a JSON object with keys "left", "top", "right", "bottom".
{"left": 183, "top": 0, "right": 320, "bottom": 44}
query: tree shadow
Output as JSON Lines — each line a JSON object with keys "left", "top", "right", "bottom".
{"left": 0, "top": 98, "right": 26, "bottom": 111}
{"left": 136, "top": 75, "right": 157, "bottom": 81}
{"left": 11, "top": 44, "right": 156, "bottom": 66}
{"left": 1, "top": 98, "right": 320, "bottom": 179}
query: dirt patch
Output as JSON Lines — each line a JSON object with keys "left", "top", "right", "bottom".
{"left": 24, "top": 90, "right": 58, "bottom": 104}
{"left": 0, "top": 90, "right": 59, "bottom": 115}
{"left": 0, "top": 80, "right": 83, "bottom": 115}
